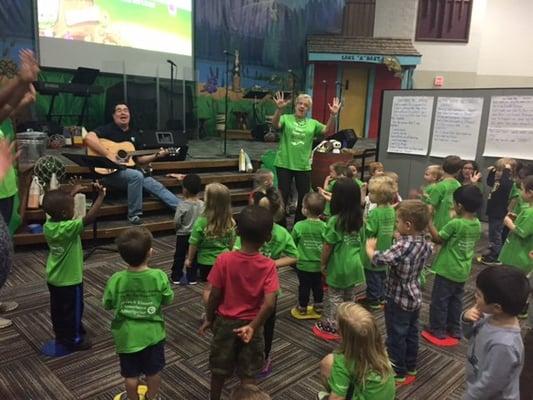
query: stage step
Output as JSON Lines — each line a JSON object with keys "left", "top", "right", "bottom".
{"left": 24, "top": 188, "right": 251, "bottom": 223}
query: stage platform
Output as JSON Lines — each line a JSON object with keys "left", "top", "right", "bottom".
{"left": 14, "top": 137, "right": 377, "bottom": 246}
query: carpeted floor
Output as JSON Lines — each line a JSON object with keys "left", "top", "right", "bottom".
{"left": 1, "top": 230, "right": 531, "bottom": 400}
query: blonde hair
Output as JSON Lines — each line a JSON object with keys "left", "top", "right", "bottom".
{"left": 296, "top": 93, "right": 312, "bottom": 108}
{"left": 203, "top": 183, "right": 235, "bottom": 237}
{"left": 369, "top": 162, "right": 384, "bottom": 176}
{"left": 426, "top": 165, "right": 444, "bottom": 181}
{"left": 495, "top": 158, "right": 518, "bottom": 175}
{"left": 336, "top": 303, "right": 394, "bottom": 386}
{"left": 368, "top": 176, "right": 395, "bottom": 205}
{"left": 253, "top": 169, "right": 274, "bottom": 190}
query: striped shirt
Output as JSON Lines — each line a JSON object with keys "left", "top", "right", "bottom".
{"left": 372, "top": 235, "right": 433, "bottom": 311}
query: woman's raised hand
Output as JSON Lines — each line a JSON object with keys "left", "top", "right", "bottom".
{"left": 328, "top": 97, "right": 342, "bottom": 115}
{"left": 273, "top": 91, "right": 290, "bottom": 110}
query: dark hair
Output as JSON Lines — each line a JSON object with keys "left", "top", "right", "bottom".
{"left": 236, "top": 206, "right": 273, "bottom": 246}
{"left": 303, "top": 192, "right": 325, "bottom": 217}
{"left": 253, "top": 187, "right": 285, "bottom": 223}
{"left": 518, "top": 163, "right": 533, "bottom": 180}
{"left": 458, "top": 160, "right": 479, "bottom": 184}
{"left": 42, "top": 189, "right": 74, "bottom": 221}
{"left": 112, "top": 102, "right": 129, "bottom": 114}
{"left": 523, "top": 175, "right": 533, "bottom": 192}
{"left": 453, "top": 185, "right": 483, "bottom": 213}
{"left": 115, "top": 227, "right": 153, "bottom": 267}
{"left": 330, "top": 177, "right": 362, "bottom": 234}
{"left": 182, "top": 174, "right": 202, "bottom": 195}
{"left": 330, "top": 162, "right": 347, "bottom": 177}
{"left": 442, "top": 155, "right": 463, "bottom": 175}
{"left": 476, "top": 266, "right": 530, "bottom": 316}
{"left": 396, "top": 200, "right": 430, "bottom": 232}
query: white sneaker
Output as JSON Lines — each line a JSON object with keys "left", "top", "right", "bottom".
{"left": 0, "top": 317, "right": 13, "bottom": 329}
{"left": 0, "top": 301, "right": 19, "bottom": 313}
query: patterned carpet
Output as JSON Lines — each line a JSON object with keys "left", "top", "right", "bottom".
{"left": 1, "top": 231, "right": 531, "bottom": 400}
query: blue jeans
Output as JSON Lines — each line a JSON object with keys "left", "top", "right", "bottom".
{"left": 385, "top": 299, "right": 419, "bottom": 376}
{"left": 365, "top": 269, "right": 386, "bottom": 302}
{"left": 102, "top": 169, "right": 180, "bottom": 218}
{"left": 429, "top": 275, "right": 465, "bottom": 336}
{"left": 487, "top": 216, "right": 504, "bottom": 258}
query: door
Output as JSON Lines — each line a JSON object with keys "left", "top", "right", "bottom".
{"left": 339, "top": 64, "right": 369, "bottom": 137}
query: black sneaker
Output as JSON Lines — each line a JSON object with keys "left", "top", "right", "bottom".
{"left": 479, "top": 255, "right": 502, "bottom": 266}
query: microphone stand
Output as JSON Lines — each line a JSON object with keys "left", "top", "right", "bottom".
{"left": 322, "top": 80, "right": 328, "bottom": 122}
{"left": 167, "top": 60, "right": 177, "bottom": 128}
{"left": 288, "top": 69, "right": 297, "bottom": 112}
{"left": 223, "top": 50, "right": 236, "bottom": 156}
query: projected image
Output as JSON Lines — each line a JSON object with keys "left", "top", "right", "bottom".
{"left": 37, "top": 0, "right": 192, "bottom": 56}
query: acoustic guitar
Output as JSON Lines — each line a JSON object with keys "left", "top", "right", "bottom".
{"left": 87, "top": 138, "right": 179, "bottom": 175}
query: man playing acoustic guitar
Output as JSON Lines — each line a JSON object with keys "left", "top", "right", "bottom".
{"left": 85, "top": 103, "right": 183, "bottom": 225}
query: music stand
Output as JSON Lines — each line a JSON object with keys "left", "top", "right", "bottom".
{"left": 63, "top": 153, "right": 122, "bottom": 260}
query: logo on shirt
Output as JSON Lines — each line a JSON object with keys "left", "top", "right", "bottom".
{"left": 147, "top": 306, "right": 156, "bottom": 315}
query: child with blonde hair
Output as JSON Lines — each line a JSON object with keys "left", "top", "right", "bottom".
{"left": 369, "top": 161, "right": 384, "bottom": 178}
{"left": 420, "top": 165, "right": 443, "bottom": 202}
{"left": 249, "top": 169, "right": 274, "bottom": 205}
{"left": 383, "top": 171, "right": 402, "bottom": 207}
{"left": 360, "top": 176, "right": 396, "bottom": 310}
{"left": 186, "top": 183, "right": 235, "bottom": 283}
{"left": 314, "top": 178, "right": 365, "bottom": 340}
{"left": 318, "top": 302, "right": 395, "bottom": 400}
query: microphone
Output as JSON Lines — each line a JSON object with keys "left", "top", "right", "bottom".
{"left": 167, "top": 59, "right": 176, "bottom": 66}
{"left": 223, "top": 50, "right": 235, "bottom": 56}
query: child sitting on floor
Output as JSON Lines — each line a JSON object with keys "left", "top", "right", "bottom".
{"left": 200, "top": 206, "right": 279, "bottom": 400}
{"left": 424, "top": 185, "right": 483, "bottom": 343}
{"left": 249, "top": 169, "right": 274, "bottom": 205}
{"left": 186, "top": 183, "right": 235, "bottom": 283}
{"left": 366, "top": 200, "right": 433, "bottom": 385}
{"left": 427, "top": 155, "right": 463, "bottom": 231}
{"left": 318, "top": 303, "right": 395, "bottom": 400}
{"left": 360, "top": 175, "right": 396, "bottom": 310}
{"left": 291, "top": 192, "right": 327, "bottom": 317}
{"left": 462, "top": 266, "right": 529, "bottom": 400}
{"left": 171, "top": 174, "right": 204, "bottom": 284}
{"left": 104, "top": 228, "right": 174, "bottom": 400}
{"left": 314, "top": 178, "right": 365, "bottom": 339}
{"left": 42, "top": 182, "right": 106, "bottom": 351}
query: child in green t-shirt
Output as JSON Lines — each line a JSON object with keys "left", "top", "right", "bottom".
{"left": 346, "top": 160, "right": 365, "bottom": 190}
{"left": 420, "top": 164, "right": 443, "bottom": 204}
{"left": 319, "top": 162, "right": 347, "bottom": 217}
{"left": 291, "top": 192, "right": 327, "bottom": 317}
{"left": 186, "top": 183, "right": 236, "bottom": 284}
{"left": 361, "top": 176, "right": 396, "bottom": 310}
{"left": 424, "top": 185, "right": 483, "bottom": 342}
{"left": 499, "top": 175, "right": 533, "bottom": 276}
{"left": 318, "top": 302, "right": 395, "bottom": 400}
{"left": 428, "top": 155, "right": 463, "bottom": 231}
{"left": 42, "top": 183, "right": 105, "bottom": 351}
{"left": 104, "top": 227, "right": 174, "bottom": 400}
{"left": 314, "top": 178, "right": 365, "bottom": 339}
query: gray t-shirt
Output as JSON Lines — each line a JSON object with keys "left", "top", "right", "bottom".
{"left": 174, "top": 198, "right": 204, "bottom": 236}
{"left": 462, "top": 314, "right": 523, "bottom": 400}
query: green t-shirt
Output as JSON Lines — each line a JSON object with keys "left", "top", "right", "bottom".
{"left": 44, "top": 219, "right": 84, "bottom": 286}
{"left": 432, "top": 217, "right": 481, "bottom": 283}
{"left": 353, "top": 178, "right": 364, "bottom": 188}
{"left": 292, "top": 218, "right": 326, "bottom": 272}
{"left": 103, "top": 268, "right": 174, "bottom": 353}
{"left": 323, "top": 215, "right": 365, "bottom": 289}
{"left": 234, "top": 223, "right": 298, "bottom": 260}
{"left": 324, "top": 179, "right": 336, "bottom": 217}
{"left": 0, "top": 121, "right": 18, "bottom": 199}
{"left": 274, "top": 114, "right": 325, "bottom": 171}
{"left": 189, "top": 216, "right": 235, "bottom": 265}
{"left": 509, "top": 182, "right": 520, "bottom": 200}
{"left": 328, "top": 353, "right": 396, "bottom": 400}
{"left": 428, "top": 178, "right": 461, "bottom": 231}
{"left": 361, "top": 206, "right": 396, "bottom": 271}
{"left": 499, "top": 206, "right": 533, "bottom": 274}
{"left": 422, "top": 183, "right": 437, "bottom": 204}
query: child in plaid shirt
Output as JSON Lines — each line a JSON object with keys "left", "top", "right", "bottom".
{"left": 366, "top": 200, "right": 433, "bottom": 386}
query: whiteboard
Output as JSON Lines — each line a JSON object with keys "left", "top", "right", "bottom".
{"left": 430, "top": 97, "right": 484, "bottom": 160}
{"left": 484, "top": 96, "right": 533, "bottom": 160}
{"left": 387, "top": 96, "right": 434, "bottom": 155}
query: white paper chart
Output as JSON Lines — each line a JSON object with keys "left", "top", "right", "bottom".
{"left": 484, "top": 96, "right": 533, "bottom": 160}
{"left": 387, "top": 96, "right": 434, "bottom": 155}
{"left": 430, "top": 97, "right": 484, "bottom": 159}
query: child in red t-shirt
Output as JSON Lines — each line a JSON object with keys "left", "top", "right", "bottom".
{"left": 199, "top": 206, "right": 279, "bottom": 400}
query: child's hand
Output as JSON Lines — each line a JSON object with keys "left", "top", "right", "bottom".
{"left": 198, "top": 319, "right": 212, "bottom": 336}
{"left": 184, "top": 258, "right": 192, "bottom": 269}
{"left": 320, "top": 264, "right": 328, "bottom": 277}
{"left": 463, "top": 306, "right": 482, "bottom": 322}
{"left": 471, "top": 171, "right": 482, "bottom": 183}
{"left": 68, "top": 176, "right": 85, "bottom": 195}
{"left": 233, "top": 325, "right": 254, "bottom": 343}
{"left": 167, "top": 173, "right": 186, "bottom": 181}
{"left": 93, "top": 182, "right": 107, "bottom": 198}
{"left": 507, "top": 212, "right": 517, "bottom": 222}
{"left": 366, "top": 237, "right": 378, "bottom": 255}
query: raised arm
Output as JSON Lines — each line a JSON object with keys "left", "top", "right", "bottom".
{"left": 322, "top": 97, "right": 341, "bottom": 136}
{"left": 271, "top": 91, "right": 290, "bottom": 130}
{"left": 83, "top": 183, "right": 106, "bottom": 226}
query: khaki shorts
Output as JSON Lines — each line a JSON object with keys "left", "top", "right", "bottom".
{"left": 209, "top": 316, "right": 264, "bottom": 378}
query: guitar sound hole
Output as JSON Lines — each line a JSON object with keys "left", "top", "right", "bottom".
{"left": 117, "top": 150, "right": 128, "bottom": 160}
